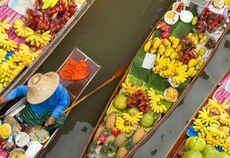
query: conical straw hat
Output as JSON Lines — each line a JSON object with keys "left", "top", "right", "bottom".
{"left": 27, "top": 72, "right": 60, "bottom": 104}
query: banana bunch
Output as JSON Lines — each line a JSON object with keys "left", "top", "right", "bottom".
{"left": 172, "top": 65, "right": 189, "bottom": 85}
{"left": 205, "top": 132, "right": 224, "bottom": 147}
{"left": 121, "top": 82, "right": 145, "bottom": 96}
{"left": 115, "top": 117, "right": 134, "bottom": 133}
{"left": 25, "top": 31, "right": 52, "bottom": 47}
{"left": 207, "top": 124, "right": 229, "bottom": 139}
{"left": 219, "top": 114, "right": 230, "bottom": 127}
{"left": 13, "top": 19, "right": 34, "bottom": 38}
{"left": 223, "top": 137, "right": 230, "bottom": 154}
{"left": 0, "top": 61, "right": 24, "bottom": 88}
{"left": 207, "top": 98, "right": 229, "bottom": 115}
{"left": 198, "top": 107, "right": 220, "bottom": 126}
{"left": 193, "top": 119, "right": 207, "bottom": 138}
{"left": 122, "top": 112, "right": 143, "bottom": 125}
{"left": 147, "top": 88, "right": 167, "bottom": 113}
{"left": 159, "top": 59, "right": 177, "bottom": 78}
{"left": 153, "top": 55, "right": 167, "bottom": 74}
{"left": 18, "top": 44, "right": 42, "bottom": 63}
{"left": 0, "top": 18, "right": 11, "bottom": 34}
{"left": 0, "top": 39, "right": 18, "bottom": 51}
{"left": 0, "top": 49, "right": 7, "bottom": 61}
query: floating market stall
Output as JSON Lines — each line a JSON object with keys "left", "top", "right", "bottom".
{"left": 0, "top": 0, "right": 95, "bottom": 99}
{"left": 166, "top": 69, "right": 230, "bottom": 158}
{"left": 0, "top": 48, "right": 100, "bottom": 158}
{"left": 81, "top": 1, "right": 229, "bottom": 158}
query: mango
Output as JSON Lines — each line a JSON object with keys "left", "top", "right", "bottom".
{"left": 192, "top": 16, "right": 198, "bottom": 25}
{"left": 144, "top": 40, "right": 152, "bottom": 52}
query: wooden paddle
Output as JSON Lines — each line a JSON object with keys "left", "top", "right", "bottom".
{"left": 64, "top": 63, "right": 130, "bottom": 113}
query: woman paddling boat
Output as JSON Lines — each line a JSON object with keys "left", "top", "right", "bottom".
{"left": 0, "top": 72, "right": 70, "bottom": 131}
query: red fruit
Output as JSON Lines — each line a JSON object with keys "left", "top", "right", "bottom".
{"left": 161, "top": 25, "right": 171, "bottom": 32}
{"left": 112, "top": 128, "right": 120, "bottom": 136}
{"left": 98, "top": 134, "right": 106, "bottom": 143}
{"left": 161, "top": 31, "right": 170, "bottom": 39}
{"left": 138, "top": 102, "right": 150, "bottom": 112}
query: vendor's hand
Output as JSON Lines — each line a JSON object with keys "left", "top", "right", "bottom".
{"left": 45, "top": 117, "right": 55, "bottom": 127}
{"left": 0, "top": 97, "right": 6, "bottom": 105}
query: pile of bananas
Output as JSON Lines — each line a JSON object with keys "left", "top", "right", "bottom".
{"left": 13, "top": 19, "right": 52, "bottom": 47}
{"left": 144, "top": 37, "right": 181, "bottom": 60}
{"left": 223, "top": 137, "right": 230, "bottom": 154}
{"left": 0, "top": 49, "right": 7, "bottom": 61}
{"left": 198, "top": 107, "right": 220, "bottom": 126}
{"left": 115, "top": 117, "right": 134, "bottom": 133}
{"left": 122, "top": 112, "right": 143, "bottom": 125}
{"left": 219, "top": 113, "right": 230, "bottom": 127}
{"left": 148, "top": 36, "right": 205, "bottom": 85}
{"left": 14, "top": 44, "right": 42, "bottom": 65}
{"left": 193, "top": 119, "right": 207, "bottom": 138}
{"left": 207, "top": 98, "right": 229, "bottom": 115}
{"left": 0, "top": 60, "right": 24, "bottom": 90}
{"left": 0, "top": 18, "right": 11, "bottom": 34}
{"left": 122, "top": 82, "right": 145, "bottom": 96}
{"left": 147, "top": 88, "right": 167, "bottom": 113}
{"left": 13, "top": 19, "right": 34, "bottom": 38}
{"left": 187, "top": 32, "right": 207, "bottom": 45}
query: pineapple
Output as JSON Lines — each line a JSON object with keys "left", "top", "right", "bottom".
{"left": 106, "top": 114, "right": 116, "bottom": 129}
{"left": 132, "top": 128, "right": 145, "bottom": 144}
{"left": 115, "top": 133, "right": 126, "bottom": 147}
{"left": 124, "top": 139, "right": 135, "bottom": 151}
{"left": 116, "top": 147, "right": 128, "bottom": 158}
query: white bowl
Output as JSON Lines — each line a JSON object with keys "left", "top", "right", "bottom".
{"left": 180, "top": 10, "right": 194, "bottom": 23}
{"left": 164, "top": 10, "right": 179, "bottom": 25}
{"left": 15, "top": 132, "right": 30, "bottom": 148}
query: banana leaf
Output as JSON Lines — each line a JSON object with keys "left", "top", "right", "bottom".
{"left": 151, "top": 8, "right": 198, "bottom": 39}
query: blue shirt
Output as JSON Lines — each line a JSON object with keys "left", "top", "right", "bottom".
{"left": 5, "top": 84, "right": 70, "bottom": 119}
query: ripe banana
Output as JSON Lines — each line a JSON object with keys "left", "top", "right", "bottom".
{"left": 122, "top": 112, "right": 143, "bottom": 125}
{"left": 207, "top": 98, "right": 229, "bottom": 115}
{"left": 121, "top": 82, "right": 145, "bottom": 96}
{"left": 0, "top": 18, "right": 11, "bottom": 34}
{"left": 198, "top": 107, "right": 220, "bottom": 126}
{"left": 115, "top": 117, "right": 134, "bottom": 133}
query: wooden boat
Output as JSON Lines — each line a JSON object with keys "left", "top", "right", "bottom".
{"left": 80, "top": 1, "right": 229, "bottom": 157}
{"left": 165, "top": 69, "right": 230, "bottom": 158}
{"left": 0, "top": 0, "right": 95, "bottom": 98}
{"left": 0, "top": 48, "right": 100, "bottom": 158}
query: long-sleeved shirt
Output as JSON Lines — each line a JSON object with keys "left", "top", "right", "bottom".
{"left": 5, "top": 84, "right": 70, "bottom": 119}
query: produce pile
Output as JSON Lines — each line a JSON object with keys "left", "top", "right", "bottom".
{"left": 180, "top": 73, "right": 230, "bottom": 158}
{"left": 0, "top": 0, "right": 84, "bottom": 91}
{"left": 0, "top": 115, "right": 51, "bottom": 158}
{"left": 86, "top": 1, "right": 228, "bottom": 158}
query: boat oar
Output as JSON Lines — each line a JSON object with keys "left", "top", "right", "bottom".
{"left": 64, "top": 63, "right": 130, "bottom": 113}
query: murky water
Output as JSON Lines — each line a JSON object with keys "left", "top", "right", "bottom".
{"left": 35, "top": 0, "right": 230, "bottom": 157}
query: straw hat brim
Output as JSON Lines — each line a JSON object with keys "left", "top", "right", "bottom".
{"left": 27, "top": 72, "right": 60, "bottom": 104}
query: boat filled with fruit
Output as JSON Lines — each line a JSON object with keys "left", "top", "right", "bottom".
{"left": 166, "top": 70, "right": 230, "bottom": 158}
{"left": 0, "top": 48, "right": 100, "bottom": 158}
{"left": 0, "top": 0, "right": 94, "bottom": 97}
{"left": 81, "top": 1, "right": 229, "bottom": 158}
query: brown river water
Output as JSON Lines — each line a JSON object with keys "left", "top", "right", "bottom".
{"left": 32, "top": 0, "right": 230, "bottom": 157}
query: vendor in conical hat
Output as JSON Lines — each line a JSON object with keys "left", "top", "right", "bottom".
{"left": 0, "top": 72, "right": 70, "bottom": 130}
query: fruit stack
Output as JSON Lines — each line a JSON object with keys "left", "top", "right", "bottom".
{"left": 180, "top": 75, "right": 230, "bottom": 157}
{"left": 87, "top": 81, "right": 174, "bottom": 158}
{"left": 0, "top": 0, "right": 79, "bottom": 91}
{"left": 144, "top": 32, "right": 206, "bottom": 85}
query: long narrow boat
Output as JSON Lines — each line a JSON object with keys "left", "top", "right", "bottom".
{"left": 0, "top": 0, "right": 95, "bottom": 98}
{"left": 0, "top": 48, "right": 100, "bottom": 157}
{"left": 165, "top": 69, "right": 230, "bottom": 158}
{"left": 81, "top": 1, "right": 229, "bottom": 157}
